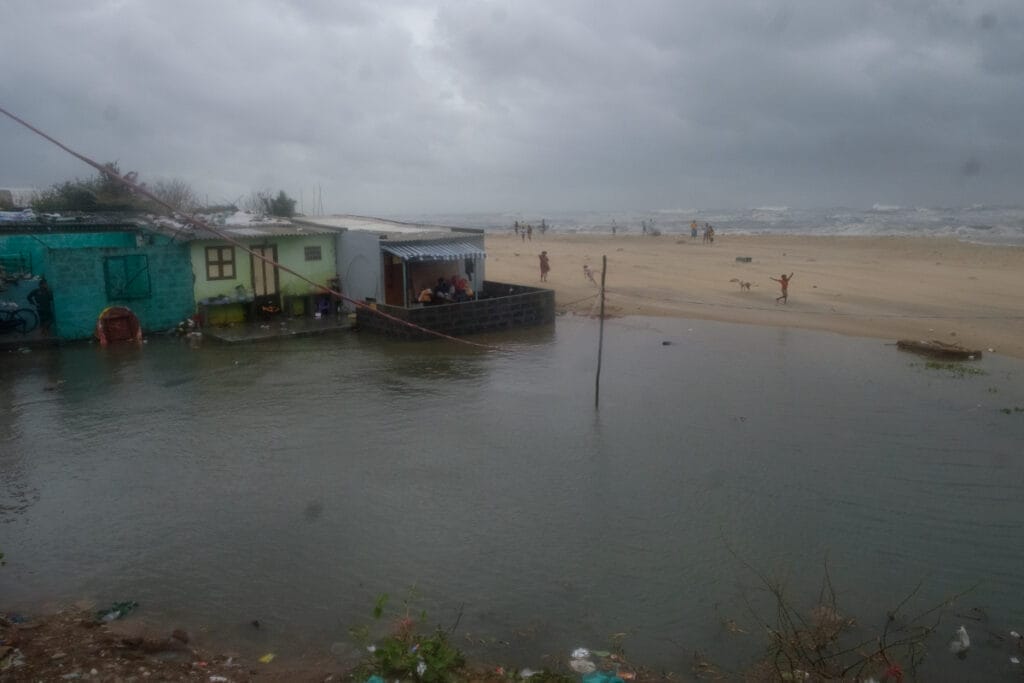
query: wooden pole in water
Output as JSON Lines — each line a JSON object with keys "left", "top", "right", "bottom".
{"left": 595, "top": 255, "right": 607, "bottom": 410}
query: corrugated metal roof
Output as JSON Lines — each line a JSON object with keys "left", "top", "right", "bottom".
{"left": 183, "top": 223, "right": 339, "bottom": 240}
{"left": 295, "top": 215, "right": 483, "bottom": 236}
{"left": 380, "top": 240, "right": 486, "bottom": 262}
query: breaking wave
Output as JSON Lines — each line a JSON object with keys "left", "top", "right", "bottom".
{"left": 401, "top": 206, "right": 1024, "bottom": 246}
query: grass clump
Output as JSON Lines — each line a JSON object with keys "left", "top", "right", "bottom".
{"left": 697, "top": 557, "right": 976, "bottom": 682}
{"left": 350, "top": 591, "right": 465, "bottom": 683}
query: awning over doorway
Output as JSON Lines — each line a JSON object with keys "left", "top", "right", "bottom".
{"left": 380, "top": 240, "right": 486, "bottom": 262}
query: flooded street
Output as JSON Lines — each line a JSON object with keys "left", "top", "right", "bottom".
{"left": 2, "top": 317, "right": 1023, "bottom": 679}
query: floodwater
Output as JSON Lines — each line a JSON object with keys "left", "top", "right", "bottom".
{"left": 2, "top": 317, "right": 1023, "bottom": 680}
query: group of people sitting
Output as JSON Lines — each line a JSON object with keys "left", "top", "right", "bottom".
{"left": 417, "top": 275, "right": 474, "bottom": 304}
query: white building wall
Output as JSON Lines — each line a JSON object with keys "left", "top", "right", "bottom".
{"left": 336, "top": 230, "right": 382, "bottom": 310}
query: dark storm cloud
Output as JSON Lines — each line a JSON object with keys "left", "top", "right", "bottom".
{"left": 2, "top": 0, "right": 1021, "bottom": 212}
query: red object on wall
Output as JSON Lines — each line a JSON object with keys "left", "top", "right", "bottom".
{"left": 96, "top": 306, "right": 143, "bottom": 345}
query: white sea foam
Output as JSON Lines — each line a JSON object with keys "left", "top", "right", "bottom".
{"left": 398, "top": 206, "right": 1024, "bottom": 246}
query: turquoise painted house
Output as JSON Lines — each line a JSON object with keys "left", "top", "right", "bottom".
{"left": 0, "top": 217, "right": 194, "bottom": 340}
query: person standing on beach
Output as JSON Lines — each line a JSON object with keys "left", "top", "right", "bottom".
{"left": 770, "top": 273, "right": 793, "bottom": 304}
{"left": 539, "top": 251, "right": 550, "bottom": 282}
{"left": 527, "top": 224, "right": 533, "bottom": 241}
{"left": 690, "top": 220, "right": 698, "bottom": 239}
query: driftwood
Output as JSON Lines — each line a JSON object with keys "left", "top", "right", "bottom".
{"left": 896, "top": 339, "right": 982, "bottom": 360}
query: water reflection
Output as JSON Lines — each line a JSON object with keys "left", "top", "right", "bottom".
{"left": 0, "top": 320, "right": 1022, "bottom": 680}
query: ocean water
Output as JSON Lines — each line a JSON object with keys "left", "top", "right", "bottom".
{"left": 400, "top": 205, "right": 1024, "bottom": 246}
{"left": 2, "top": 317, "right": 1023, "bottom": 680}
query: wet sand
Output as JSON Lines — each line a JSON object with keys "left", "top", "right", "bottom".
{"left": 485, "top": 233, "right": 1024, "bottom": 358}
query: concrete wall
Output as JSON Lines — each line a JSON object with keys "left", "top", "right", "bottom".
{"left": 276, "top": 234, "right": 337, "bottom": 295}
{"left": 356, "top": 280, "right": 554, "bottom": 339}
{"left": 337, "top": 230, "right": 382, "bottom": 308}
{"left": 0, "top": 232, "right": 137, "bottom": 277}
{"left": 44, "top": 243, "right": 195, "bottom": 340}
{"left": 190, "top": 234, "right": 337, "bottom": 302}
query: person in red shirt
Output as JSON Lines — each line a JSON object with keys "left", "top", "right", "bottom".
{"left": 539, "top": 251, "right": 550, "bottom": 282}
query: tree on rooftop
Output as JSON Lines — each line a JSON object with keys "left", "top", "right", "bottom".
{"left": 264, "top": 190, "right": 296, "bottom": 217}
{"left": 148, "top": 178, "right": 199, "bottom": 213}
{"left": 241, "top": 189, "right": 296, "bottom": 217}
{"left": 31, "top": 162, "right": 144, "bottom": 213}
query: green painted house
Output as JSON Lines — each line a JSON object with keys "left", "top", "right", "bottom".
{"left": 0, "top": 217, "right": 194, "bottom": 340}
{"left": 184, "top": 214, "right": 339, "bottom": 325}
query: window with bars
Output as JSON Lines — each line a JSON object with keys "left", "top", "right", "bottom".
{"left": 205, "top": 246, "right": 235, "bottom": 280}
{"left": 304, "top": 245, "right": 322, "bottom": 261}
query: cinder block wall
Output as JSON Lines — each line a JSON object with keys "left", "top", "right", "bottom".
{"left": 357, "top": 281, "right": 555, "bottom": 339}
{"left": 45, "top": 244, "right": 196, "bottom": 340}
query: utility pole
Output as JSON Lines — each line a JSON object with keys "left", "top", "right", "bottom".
{"left": 595, "top": 254, "right": 606, "bottom": 410}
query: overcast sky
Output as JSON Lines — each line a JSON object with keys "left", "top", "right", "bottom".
{"left": 2, "top": 1, "right": 1022, "bottom": 214}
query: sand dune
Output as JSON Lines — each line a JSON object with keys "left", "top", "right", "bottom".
{"left": 485, "top": 233, "right": 1024, "bottom": 359}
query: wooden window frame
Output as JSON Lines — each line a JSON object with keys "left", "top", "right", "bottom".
{"left": 205, "top": 246, "right": 235, "bottom": 280}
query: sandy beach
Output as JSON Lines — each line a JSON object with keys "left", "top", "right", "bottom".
{"left": 485, "top": 233, "right": 1024, "bottom": 359}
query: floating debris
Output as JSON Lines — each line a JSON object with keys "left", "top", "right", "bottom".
{"left": 949, "top": 625, "right": 970, "bottom": 658}
{"left": 96, "top": 601, "right": 138, "bottom": 623}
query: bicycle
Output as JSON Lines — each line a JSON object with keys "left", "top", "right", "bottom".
{"left": 0, "top": 307, "right": 39, "bottom": 335}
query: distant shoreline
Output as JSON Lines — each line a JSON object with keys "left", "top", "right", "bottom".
{"left": 484, "top": 233, "right": 1024, "bottom": 359}
{"left": 394, "top": 206, "right": 1024, "bottom": 247}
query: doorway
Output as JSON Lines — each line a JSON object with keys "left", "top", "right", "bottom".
{"left": 251, "top": 244, "right": 280, "bottom": 310}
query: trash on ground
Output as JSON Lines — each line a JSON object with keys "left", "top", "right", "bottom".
{"left": 570, "top": 658, "right": 597, "bottom": 674}
{"left": 949, "top": 625, "right": 970, "bottom": 657}
{"left": 258, "top": 652, "right": 275, "bottom": 663}
{"left": 1, "top": 648, "right": 26, "bottom": 670}
{"left": 96, "top": 601, "right": 139, "bottom": 622}
{"left": 571, "top": 647, "right": 591, "bottom": 660}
